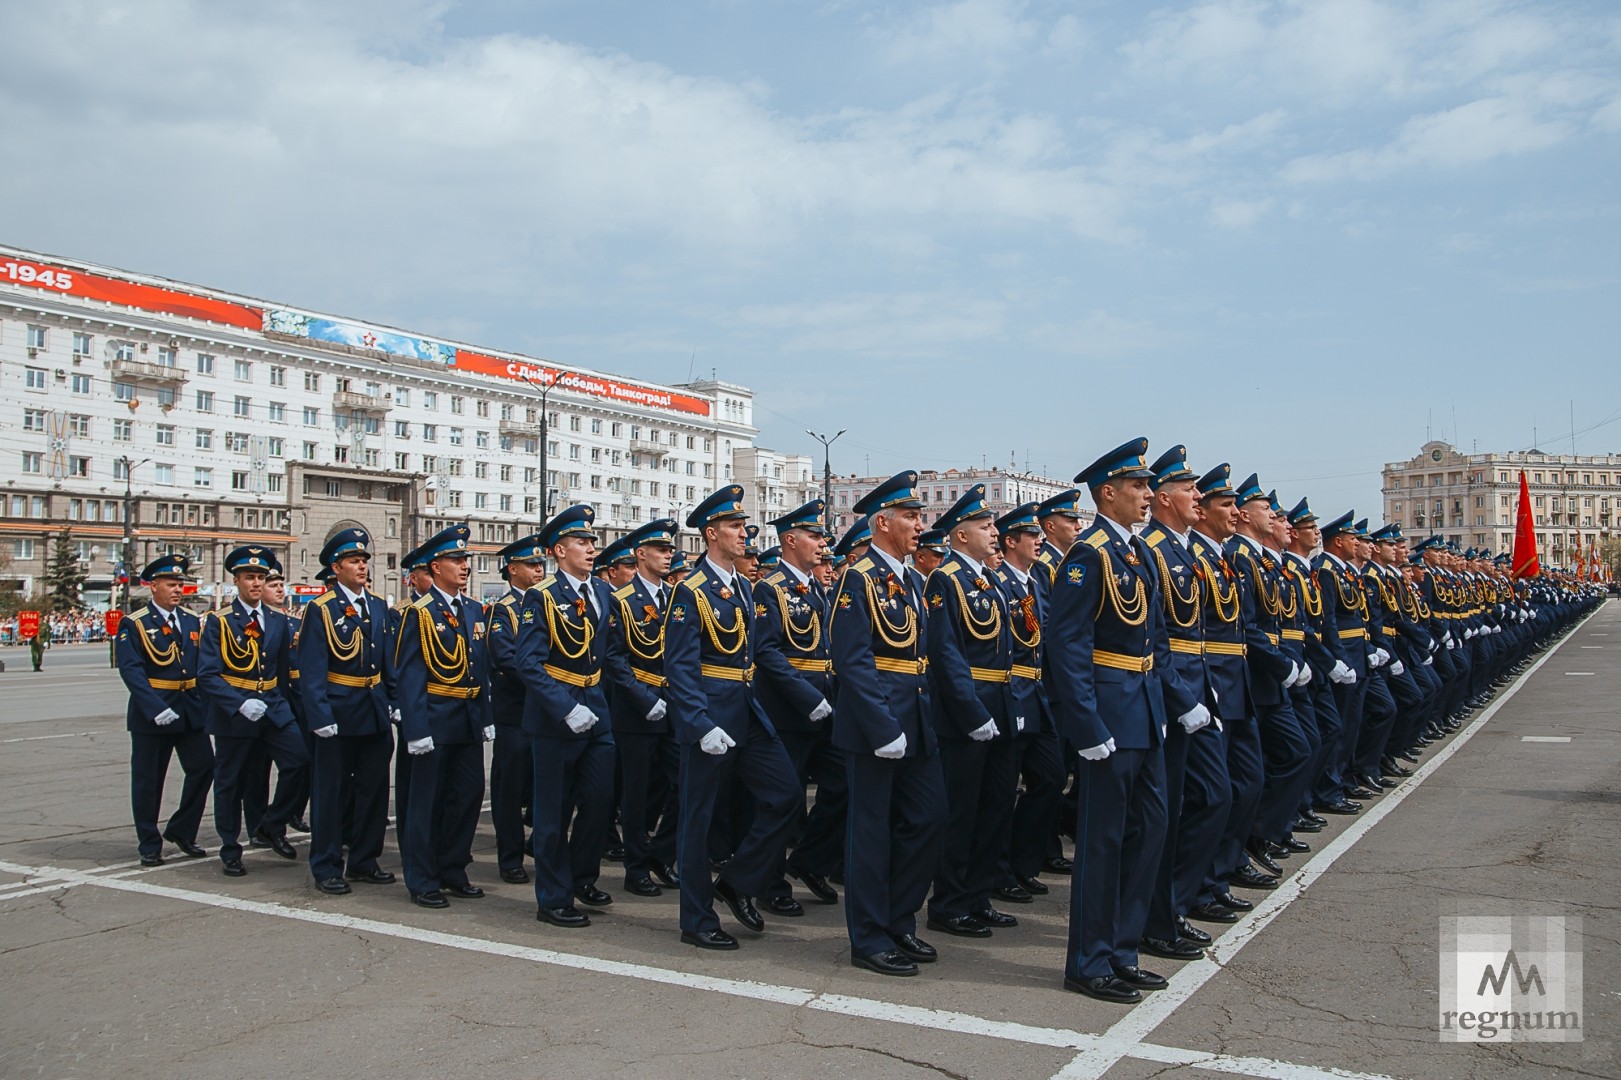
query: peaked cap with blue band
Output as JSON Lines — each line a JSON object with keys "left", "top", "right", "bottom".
{"left": 1370, "top": 523, "right": 1401, "bottom": 543}
{"left": 1287, "top": 497, "right": 1317, "bottom": 526}
{"left": 935, "top": 484, "right": 993, "bottom": 533}
{"left": 742, "top": 525, "right": 762, "bottom": 557}
{"left": 420, "top": 522, "right": 472, "bottom": 561}
{"left": 1197, "top": 463, "right": 1236, "bottom": 500}
{"left": 833, "top": 517, "right": 872, "bottom": 558}
{"left": 1320, "top": 511, "right": 1356, "bottom": 540}
{"left": 852, "top": 471, "right": 924, "bottom": 516}
{"left": 593, "top": 536, "right": 635, "bottom": 571}
{"left": 1037, "top": 489, "right": 1085, "bottom": 519}
{"left": 1149, "top": 445, "right": 1198, "bottom": 490}
{"left": 917, "top": 528, "right": 949, "bottom": 554}
{"left": 1353, "top": 518, "right": 1370, "bottom": 539}
{"left": 141, "top": 553, "right": 195, "bottom": 583}
{"left": 320, "top": 528, "right": 373, "bottom": 567}
{"left": 626, "top": 518, "right": 677, "bottom": 548}
{"left": 1267, "top": 490, "right": 1285, "bottom": 515}
{"left": 1233, "top": 472, "right": 1267, "bottom": 505}
{"left": 759, "top": 546, "right": 781, "bottom": 570}
{"left": 538, "top": 505, "right": 597, "bottom": 549}
{"left": 1412, "top": 534, "right": 1445, "bottom": 555}
{"left": 225, "top": 545, "right": 277, "bottom": 575}
{"left": 666, "top": 549, "right": 690, "bottom": 575}
{"left": 687, "top": 484, "right": 747, "bottom": 528}
{"left": 1074, "top": 437, "right": 1153, "bottom": 488}
{"left": 400, "top": 542, "right": 430, "bottom": 571}
{"left": 315, "top": 566, "right": 334, "bottom": 584}
{"left": 996, "top": 502, "right": 1041, "bottom": 536}
{"left": 498, "top": 533, "right": 547, "bottom": 567}
{"left": 770, "top": 498, "right": 827, "bottom": 536}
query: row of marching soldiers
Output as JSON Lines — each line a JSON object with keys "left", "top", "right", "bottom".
{"left": 115, "top": 437, "right": 1603, "bottom": 1000}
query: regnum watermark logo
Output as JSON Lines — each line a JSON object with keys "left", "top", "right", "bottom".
{"left": 1439, "top": 913, "right": 1582, "bottom": 1042}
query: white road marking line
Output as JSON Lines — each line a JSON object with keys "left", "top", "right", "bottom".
{"left": 1047, "top": 610, "right": 1599, "bottom": 1080}
{"left": 0, "top": 854, "right": 1397, "bottom": 1080}
{"left": 0, "top": 731, "right": 107, "bottom": 744}
{"left": 0, "top": 880, "right": 85, "bottom": 902}
{"left": 1580, "top": 645, "right": 1604, "bottom": 649}
{"left": 1564, "top": 672, "right": 1595, "bottom": 676}
{"left": 1521, "top": 736, "right": 1572, "bottom": 743}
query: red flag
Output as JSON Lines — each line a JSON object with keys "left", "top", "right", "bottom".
{"left": 1511, "top": 471, "right": 1539, "bottom": 579}
{"left": 1572, "top": 534, "right": 1583, "bottom": 580}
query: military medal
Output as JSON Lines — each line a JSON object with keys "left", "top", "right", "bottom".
{"left": 718, "top": 586, "right": 733, "bottom": 601}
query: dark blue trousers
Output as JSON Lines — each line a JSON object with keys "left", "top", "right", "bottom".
{"left": 1316, "top": 678, "right": 1367, "bottom": 804}
{"left": 488, "top": 723, "right": 532, "bottom": 874}
{"left": 308, "top": 731, "right": 393, "bottom": 882}
{"left": 1066, "top": 746, "right": 1167, "bottom": 980}
{"left": 1252, "top": 697, "right": 1313, "bottom": 842}
{"left": 844, "top": 750, "right": 946, "bottom": 957}
{"left": 677, "top": 720, "right": 800, "bottom": 935}
{"left": 617, "top": 730, "right": 680, "bottom": 883}
{"left": 1208, "top": 713, "right": 1263, "bottom": 888}
{"left": 401, "top": 741, "right": 484, "bottom": 897}
{"left": 1145, "top": 719, "right": 1192, "bottom": 942}
{"left": 766, "top": 726, "right": 849, "bottom": 901}
{"left": 130, "top": 729, "right": 214, "bottom": 858}
{"left": 1005, "top": 729, "right": 1066, "bottom": 882}
{"left": 213, "top": 724, "right": 309, "bottom": 863}
{"left": 1299, "top": 670, "right": 1341, "bottom": 814}
{"left": 1351, "top": 673, "right": 1399, "bottom": 777}
{"left": 929, "top": 736, "right": 1017, "bottom": 921}
{"left": 530, "top": 730, "right": 616, "bottom": 909}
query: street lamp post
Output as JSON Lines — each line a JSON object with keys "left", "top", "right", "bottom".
{"left": 117, "top": 455, "right": 150, "bottom": 615}
{"left": 806, "top": 429, "right": 846, "bottom": 534}
{"left": 522, "top": 369, "right": 572, "bottom": 526}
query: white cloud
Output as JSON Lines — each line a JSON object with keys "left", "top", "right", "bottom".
{"left": 734, "top": 291, "right": 1009, "bottom": 357}
{"left": 1209, "top": 197, "right": 1272, "bottom": 229}
{"left": 872, "top": 0, "right": 1041, "bottom": 66}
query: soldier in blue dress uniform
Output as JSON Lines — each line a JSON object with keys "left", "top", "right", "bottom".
{"left": 298, "top": 528, "right": 396, "bottom": 894}
{"left": 1283, "top": 498, "right": 1341, "bottom": 835}
{"left": 989, "top": 502, "right": 1066, "bottom": 902}
{"left": 753, "top": 498, "right": 844, "bottom": 911}
{"left": 1311, "top": 511, "right": 1372, "bottom": 815}
{"left": 663, "top": 485, "right": 802, "bottom": 950}
{"left": 830, "top": 471, "right": 944, "bottom": 977}
{"left": 485, "top": 533, "right": 546, "bottom": 885}
{"left": 1138, "top": 447, "right": 1219, "bottom": 960}
{"left": 513, "top": 505, "right": 619, "bottom": 927}
{"left": 1046, "top": 438, "right": 1170, "bottom": 1004}
{"left": 833, "top": 516, "right": 872, "bottom": 567}
{"left": 912, "top": 528, "right": 948, "bottom": 578}
{"left": 602, "top": 518, "right": 682, "bottom": 897}
{"left": 387, "top": 543, "right": 430, "bottom": 855}
{"left": 923, "top": 484, "right": 1021, "bottom": 939}
{"left": 116, "top": 554, "right": 215, "bottom": 866}
{"left": 392, "top": 523, "right": 495, "bottom": 908}
{"left": 1033, "top": 489, "right": 1086, "bottom": 591}
{"left": 199, "top": 545, "right": 310, "bottom": 876}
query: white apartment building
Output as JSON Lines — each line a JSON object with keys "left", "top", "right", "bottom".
{"left": 0, "top": 245, "right": 757, "bottom": 604}
{"left": 733, "top": 446, "right": 820, "bottom": 545}
{"left": 1382, "top": 440, "right": 1621, "bottom": 564}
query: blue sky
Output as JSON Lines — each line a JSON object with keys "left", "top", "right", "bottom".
{"left": 3, "top": 0, "right": 1618, "bottom": 515}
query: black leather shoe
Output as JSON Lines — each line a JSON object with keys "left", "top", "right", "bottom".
{"left": 681, "top": 928, "right": 738, "bottom": 950}
{"left": 1317, "top": 799, "right": 1361, "bottom": 815}
{"left": 624, "top": 877, "right": 663, "bottom": 897}
{"left": 316, "top": 877, "right": 351, "bottom": 895}
{"left": 1299, "top": 810, "right": 1327, "bottom": 827}
{"left": 894, "top": 934, "right": 937, "bottom": 963}
{"left": 763, "top": 895, "right": 804, "bottom": 917}
{"left": 444, "top": 882, "right": 485, "bottom": 899}
{"left": 139, "top": 853, "right": 164, "bottom": 867}
{"left": 786, "top": 863, "right": 838, "bottom": 904}
{"left": 1398, "top": 750, "right": 1422, "bottom": 764}
{"left": 1187, "top": 902, "right": 1238, "bottom": 923}
{"left": 603, "top": 844, "right": 626, "bottom": 863}
{"left": 1279, "top": 836, "right": 1310, "bottom": 854}
{"left": 345, "top": 867, "right": 396, "bottom": 884}
{"left": 573, "top": 884, "right": 612, "bottom": 907}
{"left": 163, "top": 832, "right": 208, "bottom": 858}
{"left": 412, "top": 890, "right": 450, "bottom": 909}
{"left": 1359, "top": 772, "right": 1394, "bottom": 791}
{"left": 251, "top": 827, "right": 297, "bottom": 860}
{"left": 852, "top": 949, "right": 918, "bottom": 977}
{"left": 1212, "top": 890, "right": 1253, "bottom": 911}
{"left": 288, "top": 817, "right": 311, "bottom": 835}
{"left": 221, "top": 859, "right": 247, "bottom": 877}
{"left": 1063, "top": 975, "right": 1141, "bottom": 1004}
{"left": 536, "top": 905, "right": 590, "bottom": 928}
{"left": 1176, "top": 918, "right": 1212, "bottom": 945}
{"left": 927, "top": 914, "right": 992, "bottom": 937}
{"left": 1381, "top": 758, "right": 1412, "bottom": 777}
{"left": 970, "top": 906, "right": 1018, "bottom": 928}
{"left": 1140, "top": 936, "right": 1203, "bottom": 960}
{"left": 1244, "top": 842, "right": 1283, "bottom": 877}
{"left": 648, "top": 858, "right": 680, "bottom": 889}
{"left": 713, "top": 878, "right": 764, "bottom": 932}
{"left": 1016, "top": 874, "right": 1049, "bottom": 896}
{"left": 1229, "top": 866, "right": 1279, "bottom": 890}
{"left": 1292, "top": 816, "right": 1324, "bottom": 833}
{"left": 499, "top": 867, "right": 530, "bottom": 884}
{"left": 1113, "top": 964, "right": 1168, "bottom": 990}
{"left": 1043, "top": 856, "right": 1074, "bottom": 874}
{"left": 1344, "top": 785, "right": 1377, "bottom": 800}
{"left": 1264, "top": 840, "right": 1292, "bottom": 860}
{"left": 991, "top": 884, "right": 1035, "bottom": 905}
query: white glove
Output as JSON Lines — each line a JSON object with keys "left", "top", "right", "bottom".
{"left": 1422, "top": 655, "right": 1434, "bottom": 666}
{"left": 1015, "top": 715, "right": 1025, "bottom": 733}
{"left": 1329, "top": 660, "right": 1354, "bottom": 684}
{"left": 238, "top": 699, "right": 267, "bottom": 722}
{"left": 1389, "top": 659, "right": 1405, "bottom": 676}
{"left": 407, "top": 736, "right": 435, "bottom": 755}
{"left": 699, "top": 726, "right": 736, "bottom": 755}
{"left": 564, "top": 704, "right": 599, "bottom": 734}
{"left": 389, "top": 705, "right": 402, "bottom": 724}
{"left": 1177, "top": 703, "right": 1212, "bottom": 734}
{"left": 153, "top": 708, "right": 179, "bottom": 726}
{"left": 968, "top": 719, "right": 1000, "bottom": 741}
{"left": 647, "top": 699, "right": 667, "bottom": 723}
{"left": 1445, "top": 635, "right": 1457, "bottom": 650}
{"left": 1375, "top": 648, "right": 1391, "bottom": 667}
{"left": 1295, "top": 664, "right": 1312, "bottom": 686}
{"left": 314, "top": 724, "right": 339, "bottom": 738}
{"left": 809, "top": 699, "right": 833, "bottom": 722}
{"left": 1212, "top": 715, "right": 1224, "bottom": 732}
{"left": 875, "top": 733, "right": 907, "bottom": 759}
{"left": 483, "top": 725, "right": 496, "bottom": 742}
{"left": 1282, "top": 660, "right": 1301, "bottom": 689}
{"left": 1078, "top": 738, "right": 1114, "bottom": 762}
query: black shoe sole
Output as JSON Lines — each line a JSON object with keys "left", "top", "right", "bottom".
{"left": 851, "top": 955, "right": 918, "bottom": 977}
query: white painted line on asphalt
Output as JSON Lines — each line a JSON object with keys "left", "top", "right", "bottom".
{"left": 1521, "top": 736, "right": 1572, "bottom": 743}
{"left": 1580, "top": 645, "right": 1605, "bottom": 649}
{"left": 0, "top": 854, "right": 1395, "bottom": 1080}
{"left": 1564, "top": 672, "right": 1595, "bottom": 676}
{"left": 0, "top": 731, "right": 107, "bottom": 744}
{"left": 1047, "top": 610, "right": 1599, "bottom": 1080}
{"left": 0, "top": 880, "right": 85, "bottom": 902}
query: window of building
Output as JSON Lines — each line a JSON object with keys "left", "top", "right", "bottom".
{"left": 233, "top": 395, "right": 251, "bottom": 418}
{"left": 269, "top": 365, "right": 286, "bottom": 387}
{"left": 23, "top": 408, "right": 46, "bottom": 431}
{"left": 475, "top": 400, "right": 489, "bottom": 418}
{"left": 71, "top": 372, "right": 92, "bottom": 394}
{"left": 156, "top": 424, "right": 175, "bottom": 446}
{"left": 303, "top": 441, "right": 317, "bottom": 461}
{"left": 156, "top": 386, "right": 176, "bottom": 409}
{"left": 303, "top": 406, "right": 319, "bottom": 426}
{"left": 450, "top": 395, "right": 464, "bottom": 415}
{"left": 268, "top": 437, "right": 283, "bottom": 457}
{"left": 474, "top": 492, "right": 488, "bottom": 509}
{"left": 395, "top": 452, "right": 409, "bottom": 470}
{"left": 113, "top": 418, "right": 133, "bottom": 441}
{"left": 21, "top": 451, "right": 42, "bottom": 473}
{"left": 25, "top": 367, "right": 47, "bottom": 390}
{"left": 448, "top": 459, "right": 464, "bottom": 477}
{"left": 423, "top": 391, "right": 438, "bottom": 411}
{"left": 226, "top": 432, "right": 249, "bottom": 453}
{"left": 194, "top": 467, "right": 212, "bottom": 488}
{"left": 26, "top": 325, "right": 47, "bottom": 350}
{"left": 334, "top": 445, "right": 350, "bottom": 463}
{"left": 446, "top": 490, "right": 462, "bottom": 508}
{"left": 423, "top": 424, "right": 437, "bottom": 442}
{"left": 474, "top": 461, "right": 488, "bottom": 479}
{"left": 304, "top": 372, "right": 321, "bottom": 392}
{"left": 267, "top": 401, "right": 285, "bottom": 422}
{"left": 196, "top": 353, "right": 215, "bottom": 375}
{"left": 192, "top": 389, "right": 213, "bottom": 412}
{"left": 13, "top": 538, "right": 35, "bottom": 559}
{"left": 449, "top": 427, "right": 464, "bottom": 446}
{"left": 231, "top": 471, "right": 249, "bottom": 491}
{"left": 475, "top": 430, "right": 488, "bottom": 449}
{"left": 499, "top": 494, "right": 513, "bottom": 511}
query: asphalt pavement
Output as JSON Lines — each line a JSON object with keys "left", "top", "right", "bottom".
{"left": 0, "top": 611, "right": 1615, "bottom": 1079}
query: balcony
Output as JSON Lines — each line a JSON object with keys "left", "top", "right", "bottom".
{"left": 499, "top": 419, "right": 541, "bottom": 438}
{"left": 630, "top": 439, "right": 668, "bottom": 461}
{"left": 333, "top": 391, "right": 390, "bottom": 414}
{"left": 111, "top": 358, "right": 188, "bottom": 387}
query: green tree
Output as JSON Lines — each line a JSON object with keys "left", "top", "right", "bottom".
{"left": 43, "top": 530, "right": 87, "bottom": 615}
{"left": 1600, "top": 537, "right": 1621, "bottom": 582}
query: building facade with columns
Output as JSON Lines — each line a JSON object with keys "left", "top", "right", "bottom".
{"left": 1382, "top": 440, "right": 1621, "bottom": 565}
{"left": 0, "top": 245, "right": 757, "bottom": 605}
